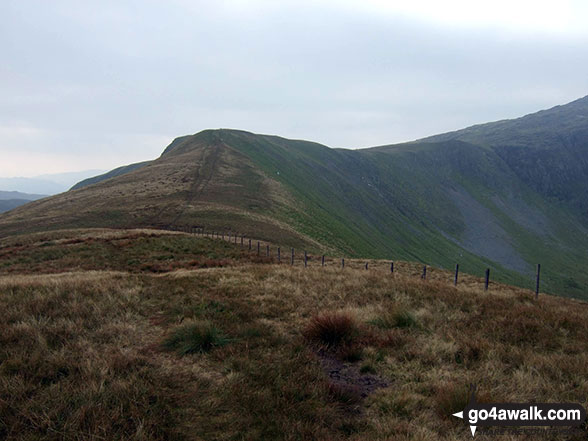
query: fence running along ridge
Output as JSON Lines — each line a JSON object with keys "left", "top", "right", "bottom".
{"left": 159, "top": 224, "right": 544, "bottom": 299}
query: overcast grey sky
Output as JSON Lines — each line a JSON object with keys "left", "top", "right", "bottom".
{"left": 2, "top": 0, "right": 588, "bottom": 176}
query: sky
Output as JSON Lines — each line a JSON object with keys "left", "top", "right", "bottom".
{"left": 1, "top": 0, "right": 588, "bottom": 177}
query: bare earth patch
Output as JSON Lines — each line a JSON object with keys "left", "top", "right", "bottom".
{"left": 317, "top": 348, "right": 390, "bottom": 399}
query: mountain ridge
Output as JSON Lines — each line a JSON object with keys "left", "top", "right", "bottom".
{"left": 3, "top": 97, "right": 588, "bottom": 299}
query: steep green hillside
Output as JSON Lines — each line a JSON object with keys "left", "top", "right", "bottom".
{"left": 204, "top": 130, "right": 588, "bottom": 299}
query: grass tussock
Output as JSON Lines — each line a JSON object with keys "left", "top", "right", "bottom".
{"left": 435, "top": 383, "right": 471, "bottom": 417}
{"left": 304, "top": 311, "right": 359, "bottom": 347}
{"left": 369, "top": 307, "right": 419, "bottom": 330}
{"left": 163, "top": 321, "right": 230, "bottom": 355}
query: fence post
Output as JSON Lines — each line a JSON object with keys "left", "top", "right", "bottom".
{"left": 234, "top": 234, "right": 237, "bottom": 244}
{"left": 278, "top": 247, "right": 281, "bottom": 263}
{"left": 342, "top": 258, "right": 345, "bottom": 269}
{"left": 248, "top": 239, "right": 251, "bottom": 250}
{"left": 257, "top": 241, "right": 260, "bottom": 256}
{"left": 322, "top": 255, "right": 325, "bottom": 266}
{"left": 454, "top": 264, "right": 459, "bottom": 286}
{"left": 365, "top": 262, "right": 368, "bottom": 270}
{"left": 535, "top": 264, "right": 541, "bottom": 299}
{"left": 304, "top": 251, "right": 307, "bottom": 268}
{"left": 391, "top": 261, "right": 394, "bottom": 273}
{"left": 484, "top": 268, "right": 490, "bottom": 291}
{"left": 422, "top": 265, "right": 427, "bottom": 280}
{"left": 266, "top": 245, "right": 269, "bottom": 257}
{"left": 291, "top": 248, "right": 294, "bottom": 265}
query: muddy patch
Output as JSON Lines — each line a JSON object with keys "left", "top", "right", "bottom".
{"left": 316, "top": 348, "right": 389, "bottom": 400}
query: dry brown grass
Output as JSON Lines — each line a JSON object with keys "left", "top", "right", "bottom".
{"left": 1, "top": 231, "right": 587, "bottom": 440}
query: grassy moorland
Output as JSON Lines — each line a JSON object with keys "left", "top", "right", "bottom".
{"left": 0, "top": 229, "right": 273, "bottom": 274}
{"left": 0, "top": 229, "right": 587, "bottom": 440}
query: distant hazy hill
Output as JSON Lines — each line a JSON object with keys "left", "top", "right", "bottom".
{"left": 0, "top": 191, "right": 48, "bottom": 213}
{"left": 0, "top": 191, "right": 46, "bottom": 201}
{"left": 71, "top": 162, "right": 151, "bottom": 190}
{"left": 2, "top": 97, "right": 588, "bottom": 299}
{"left": 0, "top": 199, "right": 31, "bottom": 213}
{"left": 0, "top": 170, "right": 105, "bottom": 195}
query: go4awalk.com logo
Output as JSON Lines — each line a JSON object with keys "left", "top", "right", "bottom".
{"left": 452, "top": 385, "right": 586, "bottom": 437}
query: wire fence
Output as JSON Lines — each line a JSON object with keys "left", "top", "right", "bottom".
{"left": 160, "top": 224, "right": 543, "bottom": 299}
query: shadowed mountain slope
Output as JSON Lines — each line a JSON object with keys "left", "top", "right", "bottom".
{"left": 419, "top": 95, "right": 588, "bottom": 217}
